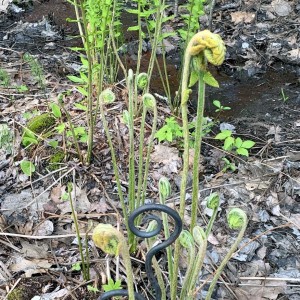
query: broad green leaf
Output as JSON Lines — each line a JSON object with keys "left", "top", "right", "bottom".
{"left": 241, "top": 140, "right": 255, "bottom": 149}
{"left": 236, "top": 147, "right": 249, "bottom": 156}
{"left": 67, "top": 75, "right": 85, "bottom": 84}
{"left": 17, "top": 85, "right": 28, "bottom": 92}
{"left": 74, "top": 126, "right": 86, "bottom": 136}
{"left": 189, "top": 70, "right": 199, "bottom": 87}
{"left": 20, "top": 160, "right": 35, "bottom": 176}
{"left": 55, "top": 123, "right": 66, "bottom": 134}
{"left": 203, "top": 71, "right": 219, "bottom": 88}
{"left": 50, "top": 103, "right": 61, "bottom": 118}
{"left": 48, "top": 140, "right": 58, "bottom": 148}
{"left": 213, "top": 100, "right": 221, "bottom": 108}
{"left": 223, "top": 136, "right": 235, "bottom": 150}
{"left": 76, "top": 86, "right": 88, "bottom": 96}
{"left": 71, "top": 262, "right": 81, "bottom": 271}
{"left": 74, "top": 103, "right": 88, "bottom": 111}
{"left": 215, "top": 130, "right": 232, "bottom": 140}
{"left": 234, "top": 137, "right": 243, "bottom": 148}
{"left": 80, "top": 57, "right": 89, "bottom": 67}
{"left": 22, "top": 136, "right": 38, "bottom": 147}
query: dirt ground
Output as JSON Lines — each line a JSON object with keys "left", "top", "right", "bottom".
{"left": 0, "top": 0, "right": 300, "bottom": 299}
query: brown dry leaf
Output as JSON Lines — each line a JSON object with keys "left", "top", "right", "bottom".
{"left": 266, "top": 192, "right": 280, "bottom": 216}
{"left": 57, "top": 186, "right": 91, "bottom": 214}
{"left": 151, "top": 144, "right": 182, "bottom": 175}
{"left": 290, "top": 214, "right": 300, "bottom": 229}
{"left": 286, "top": 49, "right": 300, "bottom": 61}
{"left": 231, "top": 11, "right": 256, "bottom": 24}
{"left": 234, "top": 279, "right": 286, "bottom": 300}
{"left": 50, "top": 184, "right": 62, "bottom": 203}
{"left": 90, "top": 197, "right": 110, "bottom": 213}
{"left": 10, "top": 255, "right": 51, "bottom": 277}
{"left": 20, "top": 241, "right": 49, "bottom": 259}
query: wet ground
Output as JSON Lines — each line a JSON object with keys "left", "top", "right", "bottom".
{"left": 1, "top": 1, "right": 300, "bottom": 299}
{"left": 2, "top": 0, "right": 299, "bottom": 123}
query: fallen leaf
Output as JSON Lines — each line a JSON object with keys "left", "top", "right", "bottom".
{"left": 231, "top": 11, "right": 256, "bottom": 24}
{"left": 20, "top": 241, "right": 49, "bottom": 259}
{"left": 151, "top": 144, "right": 182, "bottom": 175}
{"left": 50, "top": 185, "right": 62, "bottom": 203}
{"left": 10, "top": 255, "right": 51, "bottom": 277}
{"left": 90, "top": 197, "right": 110, "bottom": 213}
{"left": 57, "top": 186, "right": 91, "bottom": 214}
{"left": 286, "top": 49, "right": 300, "bottom": 61}
{"left": 33, "top": 220, "right": 54, "bottom": 236}
{"left": 271, "top": 0, "right": 292, "bottom": 16}
{"left": 234, "top": 279, "right": 286, "bottom": 300}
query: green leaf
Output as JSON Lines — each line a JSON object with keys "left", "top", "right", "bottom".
{"left": 74, "top": 126, "right": 86, "bottom": 136}
{"left": 80, "top": 57, "right": 89, "bottom": 67}
{"left": 234, "top": 137, "right": 243, "bottom": 148}
{"left": 203, "top": 71, "right": 219, "bottom": 88}
{"left": 76, "top": 86, "right": 88, "bottom": 97}
{"left": 17, "top": 85, "right": 29, "bottom": 92}
{"left": 74, "top": 103, "right": 88, "bottom": 111}
{"left": 127, "top": 25, "right": 140, "bottom": 31}
{"left": 213, "top": 100, "right": 221, "bottom": 108}
{"left": 55, "top": 123, "right": 66, "bottom": 134}
{"left": 215, "top": 130, "right": 232, "bottom": 140}
{"left": 87, "top": 285, "right": 99, "bottom": 293}
{"left": 103, "top": 279, "right": 122, "bottom": 292}
{"left": 22, "top": 136, "right": 38, "bottom": 147}
{"left": 48, "top": 140, "right": 58, "bottom": 148}
{"left": 50, "top": 103, "right": 62, "bottom": 118}
{"left": 20, "top": 160, "right": 35, "bottom": 176}
{"left": 71, "top": 262, "right": 81, "bottom": 271}
{"left": 126, "top": 9, "right": 139, "bottom": 14}
{"left": 67, "top": 75, "right": 85, "bottom": 84}
{"left": 189, "top": 70, "right": 199, "bottom": 87}
{"left": 236, "top": 147, "right": 249, "bottom": 156}
{"left": 241, "top": 140, "right": 255, "bottom": 149}
{"left": 223, "top": 136, "right": 235, "bottom": 150}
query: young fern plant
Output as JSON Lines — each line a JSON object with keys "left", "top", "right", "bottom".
{"left": 205, "top": 208, "right": 248, "bottom": 300}
{"left": 171, "top": 30, "right": 226, "bottom": 299}
{"left": 92, "top": 224, "right": 135, "bottom": 299}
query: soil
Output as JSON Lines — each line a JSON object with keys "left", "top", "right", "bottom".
{"left": 0, "top": 1, "right": 300, "bottom": 299}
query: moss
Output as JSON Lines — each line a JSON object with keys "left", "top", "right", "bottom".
{"left": 48, "top": 150, "right": 65, "bottom": 170}
{"left": 27, "top": 113, "right": 56, "bottom": 134}
{"left": 7, "top": 288, "right": 24, "bottom": 300}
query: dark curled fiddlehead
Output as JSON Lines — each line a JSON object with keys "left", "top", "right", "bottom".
{"left": 128, "top": 203, "right": 183, "bottom": 300}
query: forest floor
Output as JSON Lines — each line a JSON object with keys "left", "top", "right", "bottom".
{"left": 0, "top": 0, "right": 300, "bottom": 299}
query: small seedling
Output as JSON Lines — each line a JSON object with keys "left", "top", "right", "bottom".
{"left": 155, "top": 117, "right": 183, "bottom": 142}
{"left": 87, "top": 285, "right": 100, "bottom": 293}
{"left": 215, "top": 130, "right": 255, "bottom": 157}
{"left": 281, "top": 88, "right": 289, "bottom": 103}
{"left": 213, "top": 100, "right": 231, "bottom": 113}
{"left": 71, "top": 262, "right": 81, "bottom": 271}
{"left": 221, "top": 157, "right": 236, "bottom": 172}
{"left": 17, "top": 85, "right": 29, "bottom": 92}
{"left": 20, "top": 160, "right": 35, "bottom": 176}
{"left": 103, "top": 278, "right": 122, "bottom": 293}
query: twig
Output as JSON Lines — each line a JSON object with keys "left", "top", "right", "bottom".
{"left": 0, "top": 232, "right": 92, "bottom": 240}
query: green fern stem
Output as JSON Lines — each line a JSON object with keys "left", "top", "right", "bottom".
{"left": 190, "top": 71, "right": 206, "bottom": 230}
